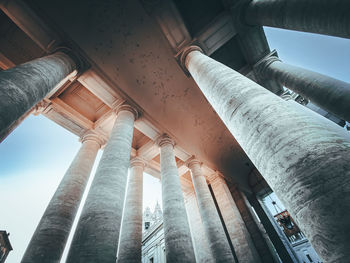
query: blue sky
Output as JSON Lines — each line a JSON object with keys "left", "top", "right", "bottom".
{"left": 1, "top": 27, "right": 350, "bottom": 262}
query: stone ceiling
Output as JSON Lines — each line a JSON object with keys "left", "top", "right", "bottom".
{"left": 0, "top": 0, "right": 279, "bottom": 190}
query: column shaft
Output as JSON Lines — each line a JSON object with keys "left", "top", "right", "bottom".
{"left": 184, "top": 47, "right": 350, "bottom": 262}
{"left": 66, "top": 106, "right": 137, "bottom": 263}
{"left": 117, "top": 158, "right": 144, "bottom": 263}
{"left": 158, "top": 135, "right": 196, "bottom": 263}
{"left": 244, "top": 0, "right": 350, "bottom": 39}
{"left": 227, "top": 181, "right": 278, "bottom": 263}
{"left": 188, "top": 160, "right": 235, "bottom": 263}
{"left": 21, "top": 135, "right": 100, "bottom": 263}
{"left": 258, "top": 56, "right": 350, "bottom": 120}
{"left": 0, "top": 52, "right": 76, "bottom": 140}
{"left": 182, "top": 180, "right": 214, "bottom": 263}
{"left": 247, "top": 195, "right": 299, "bottom": 263}
{"left": 210, "top": 175, "right": 261, "bottom": 263}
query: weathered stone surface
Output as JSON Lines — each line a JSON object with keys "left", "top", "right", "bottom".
{"left": 117, "top": 157, "right": 145, "bottom": 263}
{"left": 210, "top": 175, "right": 261, "bottom": 263}
{"left": 185, "top": 48, "right": 350, "bottom": 262}
{"left": 157, "top": 134, "right": 196, "bottom": 263}
{"left": 183, "top": 185, "right": 214, "bottom": 263}
{"left": 226, "top": 181, "right": 277, "bottom": 263}
{"left": 21, "top": 131, "right": 101, "bottom": 263}
{"left": 66, "top": 105, "right": 137, "bottom": 263}
{"left": 0, "top": 52, "right": 76, "bottom": 140}
{"left": 244, "top": 0, "right": 350, "bottom": 39}
{"left": 247, "top": 194, "right": 299, "bottom": 263}
{"left": 256, "top": 54, "right": 350, "bottom": 121}
{"left": 188, "top": 159, "right": 235, "bottom": 263}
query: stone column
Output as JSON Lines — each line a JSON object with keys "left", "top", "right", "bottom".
{"left": 244, "top": 0, "right": 350, "bottom": 39}
{"left": 187, "top": 159, "right": 235, "bottom": 262}
{"left": 209, "top": 174, "right": 261, "bottom": 263}
{"left": 21, "top": 131, "right": 102, "bottom": 263}
{"left": 0, "top": 51, "right": 77, "bottom": 141}
{"left": 117, "top": 157, "right": 145, "bottom": 263}
{"left": 156, "top": 134, "right": 196, "bottom": 263}
{"left": 247, "top": 194, "right": 299, "bottom": 263}
{"left": 182, "top": 179, "right": 214, "bottom": 263}
{"left": 255, "top": 52, "right": 350, "bottom": 121}
{"left": 226, "top": 180, "right": 278, "bottom": 263}
{"left": 181, "top": 46, "right": 350, "bottom": 262}
{"left": 66, "top": 104, "right": 137, "bottom": 263}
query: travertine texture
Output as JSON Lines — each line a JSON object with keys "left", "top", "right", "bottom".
{"left": 66, "top": 106, "right": 137, "bottom": 263}
{"left": 188, "top": 159, "right": 235, "bottom": 263}
{"left": 183, "top": 186, "right": 214, "bottom": 263}
{"left": 210, "top": 175, "right": 261, "bottom": 263}
{"left": 257, "top": 56, "right": 350, "bottom": 121}
{"left": 185, "top": 49, "right": 350, "bottom": 263}
{"left": 117, "top": 157, "right": 145, "bottom": 263}
{"left": 21, "top": 132, "right": 101, "bottom": 263}
{"left": 244, "top": 0, "right": 350, "bottom": 39}
{"left": 240, "top": 192, "right": 282, "bottom": 263}
{"left": 0, "top": 52, "right": 76, "bottom": 140}
{"left": 247, "top": 195, "right": 298, "bottom": 263}
{"left": 226, "top": 181, "right": 277, "bottom": 263}
{"left": 158, "top": 135, "right": 196, "bottom": 263}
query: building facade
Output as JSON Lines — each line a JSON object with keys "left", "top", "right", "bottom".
{"left": 142, "top": 205, "right": 166, "bottom": 263}
{"left": 0, "top": 0, "right": 350, "bottom": 262}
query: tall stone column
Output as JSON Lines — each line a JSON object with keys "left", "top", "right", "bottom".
{"left": 117, "top": 157, "right": 145, "bottom": 263}
{"left": 0, "top": 51, "right": 77, "bottom": 141}
{"left": 244, "top": 0, "right": 350, "bottom": 39}
{"left": 226, "top": 180, "right": 278, "bottom": 263}
{"left": 255, "top": 52, "right": 350, "bottom": 121}
{"left": 187, "top": 159, "right": 235, "bottom": 263}
{"left": 21, "top": 131, "right": 102, "bottom": 263}
{"left": 181, "top": 46, "right": 350, "bottom": 262}
{"left": 182, "top": 179, "right": 214, "bottom": 263}
{"left": 156, "top": 134, "right": 196, "bottom": 263}
{"left": 209, "top": 174, "right": 261, "bottom": 263}
{"left": 66, "top": 105, "right": 138, "bottom": 263}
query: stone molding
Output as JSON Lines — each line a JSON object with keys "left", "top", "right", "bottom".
{"left": 155, "top": 133, "right": 175, "bottom": 148}
{"left": 185, "top": 157, "right": 202, "bottom": 170}
{"left": 253, "top": 49, "right": 281, "bottom": 78}
{"left": 115, "top": 103, "right": 139, "bottom": 120}
{"left": 32, "top": 99, "right": 50, "bottom": 116}
{"left": 206, "top": 172, "right": 225, "bottom": 184}
{"left": 130, "top": 156, "right": 146, "bottom": 169}
{"left": 179, "top": 45, "right": 204, "bottom": 74}
{"left": 80, "top": 130, "right": 105, "bottom": 148}
{"left": 51, "top": 46, "right": 87, "bottom": 73}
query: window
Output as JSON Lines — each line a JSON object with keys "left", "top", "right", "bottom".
{"left": 149, "top": 257, "right": 154, "bottom": 263}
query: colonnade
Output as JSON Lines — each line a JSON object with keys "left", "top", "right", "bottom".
{"left": 1, "top": 1, "right": 350, "bottom": 262}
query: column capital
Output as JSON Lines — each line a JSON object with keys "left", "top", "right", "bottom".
{"left": 80, "top": 130, "right": 105, "bottom": 148}
{"left": 130, "top": 157, "right": 146, "bottom": 169}
{"left": 179, "top": 45, "right": 204, "bottom": 73}
{"left": 155, "top": 134, "right": 175, "bottom": 147}
{"left": 253, "top": 50, "right": 281, "bottom": 78}
{"left": 206, "top": 172, "right": 225, "bottom": 184}
{"left": 52, "top": 46, "right": 88, "bottom": 72}
{"left": 114, "top": 103, "right": 139, "bottom": 120}
{"left": 186, "top": 157, "right": 202, "bottom": 170}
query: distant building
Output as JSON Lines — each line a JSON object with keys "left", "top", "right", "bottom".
{"left": 0, "top": 231, "right": 12, "bottom": 263}
{"left": 142, "top": 203, "right": 166, "bottom": 263}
